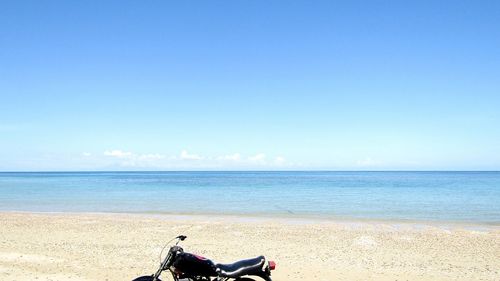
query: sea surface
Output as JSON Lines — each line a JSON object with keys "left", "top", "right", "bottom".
{"left": 0, "top": 171, "right": 499, "bottom": 223}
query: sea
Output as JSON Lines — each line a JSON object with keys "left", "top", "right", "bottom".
{"left": 0, "top": 171, "right": 499, "bottom": 223}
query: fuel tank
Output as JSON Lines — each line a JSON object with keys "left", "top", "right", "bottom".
{"left": 172, "top": 252, "right": 217, "bottom": 277}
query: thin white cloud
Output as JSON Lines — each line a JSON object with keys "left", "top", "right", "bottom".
{"left": 248, "top": 153, "right": 266, "bottom": 162}
{"left": 103, "top": 150, "right": 165, "bottom": 162}
{"left": 274, "top": 156, "right": 286, "bottom": 165}
{"left": 97, "top": 149, "right": 289, "bottom": 169}
{"left": 218, "top": 153, "right": 241, "bottom": 161}
{"left": 139, "top": 154, "right": 165, "bottom": 160}
{"left": 180, "top": 150, "right": 203, "bottom": 160}
{"left": 356, "top": 157, "right": 380, "bottom": 167}
{"left": 82, "top": 152, "right": 92, "bottom": 157}
{"left": 104, "top": 150, "right": 133, "bottom": 158}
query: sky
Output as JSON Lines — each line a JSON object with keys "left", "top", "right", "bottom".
{"left": 0, "top": 0, "right": 499, "bottom": 171}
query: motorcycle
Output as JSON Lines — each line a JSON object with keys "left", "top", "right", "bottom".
{"left": 132, "top": 235, "right": 276, "bottom": 281}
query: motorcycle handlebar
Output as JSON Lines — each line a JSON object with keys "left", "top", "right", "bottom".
{"left": 159, "top": 235, "right": 186, "bottom": 265}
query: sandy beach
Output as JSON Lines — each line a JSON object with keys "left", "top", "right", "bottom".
{"left": 0, "top": 212, "right": 498, "bottom": 281}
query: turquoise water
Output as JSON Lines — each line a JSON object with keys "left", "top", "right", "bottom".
{"left": 0, "top": 171, "right": 499, "bottom": 223}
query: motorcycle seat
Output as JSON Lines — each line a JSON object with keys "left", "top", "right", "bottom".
{"left": 215, "top": 255, "right": 266, "bottom": 278}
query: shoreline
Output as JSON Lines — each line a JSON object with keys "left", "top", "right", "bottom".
{"left": 2, "top": 210, "right": 499, "bottom": 230}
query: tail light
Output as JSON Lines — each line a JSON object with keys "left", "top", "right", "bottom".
{"left": 268, "top": 260, "right": 276, "bottom": 270}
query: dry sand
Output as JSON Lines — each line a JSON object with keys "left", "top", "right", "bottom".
{"left": 0, "top": 212, "right": 499, "bottom": 281}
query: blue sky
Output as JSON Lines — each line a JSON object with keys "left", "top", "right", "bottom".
{"left": 1, "top": 0, "right": 499, "bottom": 171}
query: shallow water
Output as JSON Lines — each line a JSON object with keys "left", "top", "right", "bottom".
{"left": 0, "top": 171, "right": 499, "bottom": 223}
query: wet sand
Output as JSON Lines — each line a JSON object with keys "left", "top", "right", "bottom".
{"left": 0, "top": 212, "right": 499, "bottom": 281}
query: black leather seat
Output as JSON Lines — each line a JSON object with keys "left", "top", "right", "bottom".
{"left": 215, "top": 256, "right": 265, "bottom": 278}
